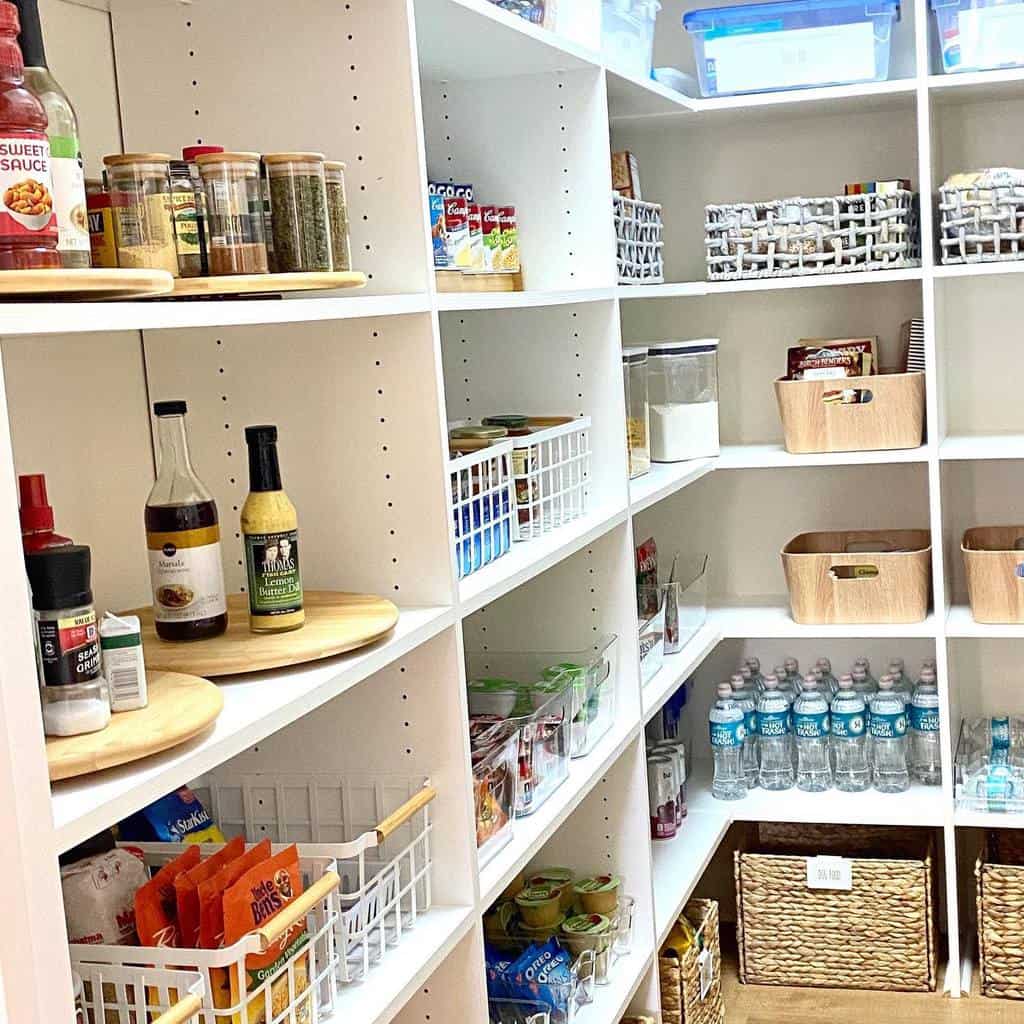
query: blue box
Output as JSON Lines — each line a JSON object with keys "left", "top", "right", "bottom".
{"left": 429, "top": 194, "right": 447, "bottom": 270}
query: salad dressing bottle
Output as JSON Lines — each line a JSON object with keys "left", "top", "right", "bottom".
{"left": 241, "top": 425, "right": 304, "bottom": 633}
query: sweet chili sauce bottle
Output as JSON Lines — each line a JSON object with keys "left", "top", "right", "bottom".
{"left": 0, "top": 0, "right": 58, "bottom": 268}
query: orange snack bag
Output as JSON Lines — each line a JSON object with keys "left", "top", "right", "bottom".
{"left": 199, "top": 839, "right": 271, "bottom": 1009}
{"left": 223, "top": 844, "right": 311, "bottom": 1024}
{"left": 175, "top": 835, "right": 245, "bottom": 948}
{"left": 135, "top": 845, "right": 200, "bottom": 948}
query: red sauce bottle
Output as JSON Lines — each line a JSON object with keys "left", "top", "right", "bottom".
{"left": 0, "top": 0, "right": 57, "bottom": 269}
{"left": 19, "top": 473, "right": 71, "bottom": 552}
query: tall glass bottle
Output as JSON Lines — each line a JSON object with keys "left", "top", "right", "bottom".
{"left": 145, "top": 401, "right": 228, "bottom": 641}
{"left": 15, "top": 0, "right": 89, "bottom": 267}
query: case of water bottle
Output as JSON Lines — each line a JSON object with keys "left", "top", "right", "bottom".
{"left": 955, "top": 716, "right": 1024, "bottom": 814}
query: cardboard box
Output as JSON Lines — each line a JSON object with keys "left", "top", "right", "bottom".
{"left": 612, "top": 151, "right": 642, "bottom": 201}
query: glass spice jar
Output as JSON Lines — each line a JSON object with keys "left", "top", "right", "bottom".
{"left": 169, "top": 159, "right": 202, "bottom": 277}
{"left": 102, "top": 153, "right": 179, "bottom": 275}
{"left": 324, "top": 160, "right": 351, "bottom": 272}
{"left": 264, "top": 152, "right": 332, "bottom": 273}
{"left": 195, "top": 151, "right": 268, "bottom": 276}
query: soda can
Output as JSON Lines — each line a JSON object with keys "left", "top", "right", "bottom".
{"left": 647, "top": 753, "right": 678, "bottom": 840}
{"left": 650, "top": 740, "right": 687, "bottom": 823}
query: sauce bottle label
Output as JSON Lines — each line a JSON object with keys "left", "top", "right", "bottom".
{"left": 50, "top": 136, "right": 89, "bottom": 256}
{"left": 36, "top": 608, "right": 100, "bottom": 687}
{"left": 147, "top": 525, "right": 228, "bottom": 623}
{"left": 0, "top": 133, "right": 57, "bottom": 240}
{"left": 244, "top": 530, "right": 302, "bottom": 617}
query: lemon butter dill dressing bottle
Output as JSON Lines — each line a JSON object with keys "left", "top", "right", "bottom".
{"left": 145, "top": 401, "right": 228, "bottom": 642}
{"left": 241, "top": 425, "right": 304, "bottom": 633}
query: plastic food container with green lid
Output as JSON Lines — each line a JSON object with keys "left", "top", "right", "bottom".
{"left": 515, "top": 884, "right": 563, "bottom": 927}
{"left": 574, "top": 874, "right": 622, "bottom": 915}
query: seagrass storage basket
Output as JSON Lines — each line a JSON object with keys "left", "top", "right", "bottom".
{"left": 735, "top": 824, "right": 938, "bottom": 991}
{"left": 977, "top": 830, "right": 1024, "bottom": 998}
{"left": 781, "top": 529, "right": 932, "bottom": 625}
{"left": 706, "top": 192, "right": 919, "bottom": 281}
{"left": 658, "top": 899, "right": 725, "bottom": 1024}
{"left": 962, "top": 526, "right": 1024, "bottom": 624}
{"left": 939, "top": 182, "right": 1024, "bottom": 264}
{"left": 615, "top": 195, "right": 664, "bottom": 284}
{"left": 774, "top": 371, "right": 925, "bottom": 455}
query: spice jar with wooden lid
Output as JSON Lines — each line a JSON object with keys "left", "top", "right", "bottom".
{"left": 102, "top": 153, "right": 178, "bottom": 275}
{"left": 195, "top": 151, "right": 268, "bottom": 276}
{"left": 264, "top": 152, "right": 332, "bottom": 273}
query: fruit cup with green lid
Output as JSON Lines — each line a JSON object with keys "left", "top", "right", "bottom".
{"left": 514, "top": 884, "right": 562, "bottom": 928}
{"left": 526, "top": 867, "right": 575, "bottom": 913}
{"left": 574, "top": 874, "right": 621, "bottom": 915}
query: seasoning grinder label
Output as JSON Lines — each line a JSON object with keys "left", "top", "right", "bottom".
{"left": 245, "top": 529, "right": 302, "bottom": 617}
{"left": 0, "top": 132, "right": 57, "bottom": 240}
{"left": 36, "top": 608, "right": 100, "bottom": 687}
{"left": 147, "top": 525, "right": 228, "bottom": 624}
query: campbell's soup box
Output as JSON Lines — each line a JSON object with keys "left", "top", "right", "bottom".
{"left": 468, "top": 203, "right": 484, "bottom": 271}
{"left": 443, "top": 195, "right": 470, "bottom": 269}
{"left": 481, "top": 205, "right": 501, "bottom": 271}
{"left": 0, "top": 134, "right": 57, "bottom": 243}
{"left": 497, "top": 205, "right": 519, "bottom": 273}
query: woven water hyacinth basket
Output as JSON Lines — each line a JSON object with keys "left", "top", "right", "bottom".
{"left": 735, "top": 824, "right": 938, "bottom": 991}
{"left": 706, "top": 192, "right": 919, "bottom": 280}
{"left": 977, "top": 831, "right": 1024, "bottom": 999}
{"left": 658, "top": 899, "right": 725, "bottom": 1024}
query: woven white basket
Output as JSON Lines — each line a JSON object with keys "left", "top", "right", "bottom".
{"left": 706, "top": 192, "right": 919, "bottom": 280}
{"left": 939, "top": 182, "right": 1024, "bottom": 263}
{"left": 615, "top": 195, "right": 664, "bottom": 284}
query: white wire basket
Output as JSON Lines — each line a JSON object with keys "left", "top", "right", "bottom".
{"left": 705, "top": 192, "right": 920, "bottom": 280}
{"left": 449, "top": 439, "right": 516, "bottom": 579}
{"left": 511, "top": 419, "right": 591, "bottom": 540}
{"left": 193, "top": 771, "right": 436, "bottom": 986}
{"left": 614, "top": 195, "right": 664, "bottom": 284}
{"left": 70, "top": 849, "right": 340, "bottom": 1024}
{"left": 939, "top": 182, "right": 1024, "bottom": 264}
{"left": 76, "top": 965, "right": 206, "bottom": 1024}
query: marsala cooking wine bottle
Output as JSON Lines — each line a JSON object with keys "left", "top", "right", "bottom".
{"left": 145, "top": 401, "right": 228, "bottom": 641}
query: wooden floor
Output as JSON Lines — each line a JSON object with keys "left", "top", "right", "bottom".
{"left": 720, "top": 953, "right": 1023, "bottom": 1023}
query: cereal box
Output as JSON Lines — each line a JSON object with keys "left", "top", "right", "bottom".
{"left": 429, "top": 194, "right": 447, "bottom": 269}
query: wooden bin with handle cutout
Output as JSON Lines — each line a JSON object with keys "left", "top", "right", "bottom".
{"left": 963, "top": 526, "right": 1024, "bottom": 624}
{"left": 774, "top": 371, "right": 925, "bottom": 455}
{"left": 781, "top": 529, "right": 931, "bottom": 624}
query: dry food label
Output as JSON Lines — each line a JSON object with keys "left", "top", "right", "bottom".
{"left": 147, "top": 526, "right": 227, "bottom": 623}
{"left": 830, "top": 709, "right": 865, "bottom": 739}
{"left": 806, "top": 855, "right": 852, "bottom": 891}
{"left": 0, "top": 133, "right": 57, "bottom": 239}
{"left": 36, "top": 609, "right": 100, "bottom": 687}
{"left": 793, "top": 710, "right": 829, "bottom": 739}
{"left": 245, "top": 529, "right": 302, "bottom": 617}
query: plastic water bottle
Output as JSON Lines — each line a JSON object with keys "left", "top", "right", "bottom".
{"left": 830, "top": 675, "right": 871, "bottom": 792}
{"left": 709, "top": 682, "right": 747, "bottom": 801}
{"left": 757, "top": 677, "right": 794, "bottom": 791}
{"left": 730, "top": 673, "right": 759, "bottom": 789}
{"left": 870, "top": 677, "right": 910, "bottom": 793}
{"left": 783, "top": 657, "right": 800, "bottom": 686}
{"left": 909, "top": 669, "right": 941, "bottom": 786}
{"left": 888, "top": 659, "right": 913, "bottom": 704}
{"left": 742, "top": 661, "right": 764, "bottom": 696}
{"left": 745, "top": 656, "right": 765, "bottom": 693}
{"left": 815, "top": 658, "right": 838, "bottom": 699}
{"left": 851, "top": 666, "right": 877, "bottom": 750}
{"left": 794, "top": 676, "right": 831, "bottom": 792}
{"left": 965, "top": 763, "right": 1020, "bottom": 812}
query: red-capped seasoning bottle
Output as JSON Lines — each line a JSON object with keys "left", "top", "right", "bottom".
{"left": 0, "top": 0, "right": 58, "bottom": 268}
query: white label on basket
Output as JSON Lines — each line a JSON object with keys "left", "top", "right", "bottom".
{"left": 698, "top": 947, "right": 714, "bottom": 999}
{"left": 806, "top": 855, "right": 852, "bottom": 891}
{"left": 704, "top": 22, "right": 875, "bottom": 94}
{"left": 958, "top": 7, "right": 1024, "bottom": 70}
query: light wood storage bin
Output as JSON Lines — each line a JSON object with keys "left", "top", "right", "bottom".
{"left": 658, "top": 900, "right": 725, "bottom": 1024}
{"left": 781, "top": 529, "right": 932, "bottom": 624}
{"left": 774, "top": 372, "right": 925, "bottom": 455}
{"left": 977, "top": 831, "right": 1024, "bottom": 999}
{"left": 735, "top": 824, "right": 939, "bottom": 992}
{"left": 962, "top": 527, "right": 1024, "bottom": 624}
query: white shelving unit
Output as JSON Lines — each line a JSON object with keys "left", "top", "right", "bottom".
{"left": 3, "top": 0, "right": 1024, "bottom": 1020}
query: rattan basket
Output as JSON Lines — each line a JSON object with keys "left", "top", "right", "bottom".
{"left": 658, "top": 899, "right": 725, "bottom": 1024}
{"left": 615, "top": 195, "right": 664, "bottom": 284}
{"left": 706, "top": 192, "right": 919, "bottom": 280}
{"left": 735, "top": 825, "right": 938, "bottom": 991}
{"left": 977, "top": 832, "right": 1024, "bottom": 999}
{"left": 939, "top": 182, "right": 1024, "bottom": 264}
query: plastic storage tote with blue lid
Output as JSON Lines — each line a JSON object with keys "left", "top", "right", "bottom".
{"left": 930, "top": 0, "right": 1024, "bottom": 74}
{"left": 683, "top": 0, "right": 901, "bottom": 97}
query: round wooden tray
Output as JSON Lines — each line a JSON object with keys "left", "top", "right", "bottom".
{"left": 127, "top": 590, "right": 400, "bottom": 677}
{"left": 0, "top": 267, "right": 174, "bottom": 300}
{"left": 169, "top": 270, "right": 367, "bottom": 297}
{"left": 46, "top": 671, "right": 222, "bottom": 781}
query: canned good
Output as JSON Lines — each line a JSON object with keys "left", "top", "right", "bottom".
{"left": 647, "top": 753, "right": 677, "bottom": 840}
{"left": 650, "top": 740, "right": 687, "bottom": 823}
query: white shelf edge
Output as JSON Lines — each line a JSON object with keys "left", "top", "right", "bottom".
{"left": 478, "top": 718, "right": 640, "bottom": 907}
{"left": 629, "top": 459, "right": 716, "bottom": 514}
{"left": 940, "top": 434, "right": 1024, "bottom": 461}
{"left": 50, "top": 605, "right": 456, "bottom": 853}
{"left": 946, "top": 603, "right": 1024, "bottom": 638}
{"left": 713, "top": 601, "right": 939, "bottom": 639}
{"left": 642, "top": 624, "right": 721, "bottom": 725}
{"left": 718, "top": 443, "right": 932, "bottom": 470}
{"left": 934, "top": 260, "right": 1024, "bottom": 279}
{"left": 435, "top": 287, "right": 616, "bottom": 312}
{"left": 694, "top": 77, "right": 918, "bottom": 114}
{"left": 591, "top": 946, "right": 656, "bottom": 1024}
{"left": 321, "top": 905, "right": 477, "bottom": 1024}
{"left": 953, "top": 808, "right": 1024, "bottom": 829}
{"left": 459, "top": 504, "right": 629, "bottom": 616}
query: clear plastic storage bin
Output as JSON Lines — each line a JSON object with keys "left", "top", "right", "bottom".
{"left": 473, "top": 730, "right": 518, "bottom": 865}
{"left": 637, "top": 586, "right": 666, "bottom": 685}
{"left": 683, "top": 0, "right": 901, "bottom": 97}
{"left": 602, "top": 0, "right": 662, "bottom": 80}
{"left": 955, "top": 717, "right": 1024, "bottom": 814}
{"left": 647, "top": 340, "right": 720, "bottom": 463}
{"left": 931, "top": 0, "right": 1024, "bottom": 73}
{"left": 623, "top": 347, "right": 651, "bottom": 479}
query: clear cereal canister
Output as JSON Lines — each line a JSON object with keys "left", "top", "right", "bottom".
{"left": 647, "top": 339, "right": 720, "bottom": 463}
{"left": 622, "top": 345, "right": 650, "bottom": 478}
{"left": 264, "top": 152, "right": 332, "bottom": 273}
{"left": 324, "top": 160, "right": 351, "bottom": 272}
{"left": 102, "top": 153, "right": 179, "bottom": 275}
{"left": 195, "top": 151, "right": 269, "bottom": 276}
